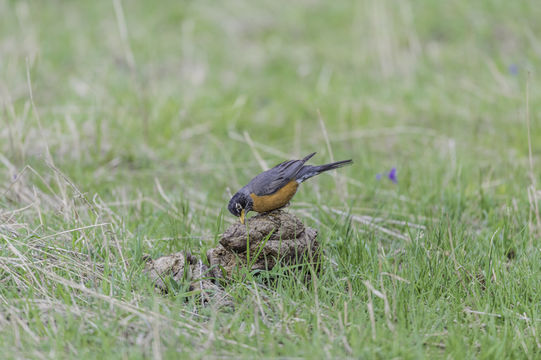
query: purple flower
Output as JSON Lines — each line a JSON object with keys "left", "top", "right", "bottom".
{"left": 376, "top": 168, "right": 397, "bottom": 183}
{"left": 508, "top": 64, "right": 518, "bottom": 76}
{"left": 388, "top": 167, "right": 397, "bottom": 183}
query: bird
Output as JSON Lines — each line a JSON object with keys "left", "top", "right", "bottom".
{"left": 228, "top": 152, "right": 353, "bottom": 224}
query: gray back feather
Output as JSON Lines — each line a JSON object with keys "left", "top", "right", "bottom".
{"left": 246, "top": 153, "right": 316, "bottom": 196}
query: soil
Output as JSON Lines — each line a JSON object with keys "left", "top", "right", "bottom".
{"left": 143, "top": 210, "right": 320, "bottom": 307}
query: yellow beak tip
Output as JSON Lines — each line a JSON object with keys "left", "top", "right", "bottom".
{"left": 239, "top": 210, "right": 246, "bottom": 224}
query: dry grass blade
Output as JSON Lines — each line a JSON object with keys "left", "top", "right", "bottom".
{"left": 228, "top": 131, "right": 290, "bottom": 158}
{"left": 243, "top": 131, "right": 269, "bottom": 171}
{"left": 323, "top": 206, "right": 410, "bottom": 241}
{"left": 112, "top": 0, "right": 136, "bottom": 70}
{"left": 364, "top": 280, "right": 395, "bottom": 333}
{"left": 525, "top": 73, "right": 540, "bottom": 242}
{"left": 37, "top": 223, "right": 111, "bottom": 241}
{"left": 31, "top": 265, "right": 255, "bottom": 351}
{"left": 155, "top": 177, "right": 179, "bottom": 213}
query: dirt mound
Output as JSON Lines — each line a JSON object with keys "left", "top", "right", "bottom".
{"left": 144, "top": 210, "right": 320, "bottom": 306}
{"left": 208, "top": 210, "right": 319, "bottom": 278}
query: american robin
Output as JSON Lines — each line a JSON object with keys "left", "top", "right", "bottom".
{"left": 228, "top": 152, "right": 352, "bottom": 223}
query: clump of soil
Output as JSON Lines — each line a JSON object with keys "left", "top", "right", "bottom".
{"left": 208, "top": 210, "right": 319, "bottom": 279}
{"left": 143, "top": 251, "right": 230, "bottom": 306}
{"left": 144, "top": 210, "right": 320, "bottom": 306}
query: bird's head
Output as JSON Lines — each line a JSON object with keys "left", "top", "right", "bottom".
{"left": 227, "top": 191, "right": 253, "bottom": 224}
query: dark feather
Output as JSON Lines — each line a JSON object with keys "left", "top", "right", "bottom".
{"left": 247, "top": 153, "right": 316, "bottom": 196}
{"left": 296, "top": 159, "right": 353, "bottom": 183}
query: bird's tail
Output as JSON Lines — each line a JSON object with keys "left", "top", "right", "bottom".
{"left": 296, "top": 159, "right": 353, "bottom": 183}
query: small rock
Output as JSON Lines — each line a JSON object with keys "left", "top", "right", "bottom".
{"left": 144, "top": 251, "right": 188, "bottom": 291}
{"left": 143, "top": 251, "right": 232, "bottom": 307}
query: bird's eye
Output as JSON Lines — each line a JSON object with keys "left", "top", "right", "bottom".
{"left": 235, "top": 203, "right": 242, "bottom": 211}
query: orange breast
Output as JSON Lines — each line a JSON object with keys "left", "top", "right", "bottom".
{"left": 250, "top": 180, "right": 299, "bottom": 213}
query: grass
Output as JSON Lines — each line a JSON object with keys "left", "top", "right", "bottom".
{"left": 1, "top": 0, "right": 541, "bottom": 358}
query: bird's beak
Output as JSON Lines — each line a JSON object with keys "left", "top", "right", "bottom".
{"left": 240, "top": 209, "right": 245, "bottom": 224}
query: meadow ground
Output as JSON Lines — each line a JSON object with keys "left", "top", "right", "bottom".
{"left": 1, "top": 0, "right": 541, "bottom": 358}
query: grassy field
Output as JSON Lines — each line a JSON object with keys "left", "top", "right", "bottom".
{"left": 1, "top": 0, "right": 541, "bottom": 358}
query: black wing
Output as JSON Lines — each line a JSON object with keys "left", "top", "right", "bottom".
{"left": 247, "top": 153, "right": 316, "bottom": 196}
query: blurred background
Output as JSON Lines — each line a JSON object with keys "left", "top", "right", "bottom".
{"left": 1, "top": 0, "right": 540, "bottom": 242}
